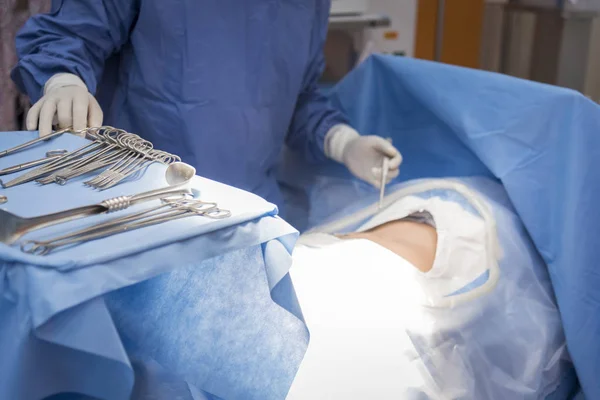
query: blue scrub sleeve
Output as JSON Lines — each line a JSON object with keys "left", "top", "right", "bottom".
{"left": 285, "top": 0, "right": 349, "bottom": 163}
{"left": 11, "top": 0, "right": 139, "bottom": 102}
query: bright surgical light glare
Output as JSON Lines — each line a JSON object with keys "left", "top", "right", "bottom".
{"left": 287, "top": 239, "right": 436, "bottom": 398}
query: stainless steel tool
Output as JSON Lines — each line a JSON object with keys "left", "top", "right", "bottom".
{"left": 0, "top": 127, "right": 180, "bottom": 190}
{"left": 0, "top": 150, "right": 68, "bottom": 176}
{"left": 0, "top": 140, "right": 106, "bottom": 188}
{"left": 0, "top": 127, "right": 70, "bottom": 158}
{"left": 378, "top": 138, "right": 393, "bottom": 210}
{"left": 0, "top": 162, "right": 196, "bottom": 244}
{"left": 21, "top": 198, "right": 231, "bottom": 256}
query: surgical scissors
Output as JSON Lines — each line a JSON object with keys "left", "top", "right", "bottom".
{"left": 0, "top": 150, "right": 68, "bottom": 176}
{"left": 0, "top": 127, "right": 71, "bottom": 158}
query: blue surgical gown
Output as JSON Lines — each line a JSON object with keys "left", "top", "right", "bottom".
{"left": 11, "top": 0, "right": 347, "bottom": 211}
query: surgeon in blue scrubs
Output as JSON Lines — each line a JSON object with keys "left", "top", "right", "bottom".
{"left": 11, "top": 0, "right": 401, "bottom": 211}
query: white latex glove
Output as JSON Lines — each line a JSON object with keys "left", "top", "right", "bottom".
{"left": 27, "top": 73, "right": 103, "bottom": 137}
{"left": 325, "top": 124, "right": 402, "bottom": 188}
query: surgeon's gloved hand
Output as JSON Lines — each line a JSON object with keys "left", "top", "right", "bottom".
{"left": 27, "top": 73, "right": 103, "bottom": 137}
{"left": 325, "top": 125, "right": 402, "bottom": 188}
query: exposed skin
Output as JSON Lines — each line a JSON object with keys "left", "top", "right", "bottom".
{"left": 337, "top": 219, "right": 438, "bottom": 273}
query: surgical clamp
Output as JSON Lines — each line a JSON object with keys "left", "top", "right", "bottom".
{"left": 0, "top": 162, "right": 196, "bottom": 244}
{"left": 21, "top": 198, "right": 231, "bottom": 255}
{"left": 0, "top": 150, "right": 68, "bottom": 176}
{"left": 0, "top": 127, "right": 71, "bottom": 158}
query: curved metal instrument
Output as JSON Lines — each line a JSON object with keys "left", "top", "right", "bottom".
{"left": 1, "top": 126, "right": 181, "bottom": 190}
{"left": 0, "top": 149, "right": 68, "bottom": 176}
{"left": 0, "top": 127, "right": 70, "bottom": 158}
{"left": 0, "top": 162, "right": 196, "bottom": 244}
{"left": 21, "top": 197, "right": 231, "bottom": 256}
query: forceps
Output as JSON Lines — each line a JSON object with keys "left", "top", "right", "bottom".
{"left": 0, "top": 162, "right": 196, "bottom": 244}
{"left": 378, "top": 138, "right": 393, "bottom": 210}
{"left": 0, "top": 142, "right": 101, "bottom": 188}
{"left": 0, "top": 127, "right": 71, "bottom": 158}
{"left": 0, "top": 150, "right": 68, "bottom": 176}
{"left": 21, "top": 198, "right": 231, "bottom": 255}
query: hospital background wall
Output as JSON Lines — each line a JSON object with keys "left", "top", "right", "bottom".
{"left": 325, "top": 0, "right": 600, "bottom": 102}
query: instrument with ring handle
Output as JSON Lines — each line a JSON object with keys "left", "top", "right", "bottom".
{"left": 0, "top": 127, "right": 71, "bottom": 159}
{"left": 21, "top": 197, "right": 231, "bottom": 256}
{"left": 0, "top": 149, "right": 69, "bottom": 176}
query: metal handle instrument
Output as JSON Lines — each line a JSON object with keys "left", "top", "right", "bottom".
{"left": 378, "top": 138, "right": 393, "bottom": 210}
{"left": 0, "top": 162, "right": 196, "bottom": 244}
{"left": 21, "top": 199, "right": 231, "bottom": 255}
{"left": 1, "top": 127, "right": 181, "bottom": 190}
{"left": 0, "top": 150, "right": 68, "bottom": 176}
{"left": 0, "top": 127, "right": 71, "bottom": 159}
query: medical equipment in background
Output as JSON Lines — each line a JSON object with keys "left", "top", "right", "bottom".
{"left": 0, "top": 127, "right": 181, "bottom": 189}
{"left": 331, "top": 0, "right": 370, "bottom": 14}
{"left": 325, "top": 0, "right": 417, "bottom": 82}
{"left": 325, "top": 0, "right": 481, "bottom": 83}
{"left": 335, "top": 0, "right": 420, "bottom": 58}
{"left": 325, "top": 0, "right": 405, "bottom": 83}
{"left": 366, "top": 0, "right": 419, "bottom": 58}
{"left": 480, "top": 0, "right": 600, "bottom": 101}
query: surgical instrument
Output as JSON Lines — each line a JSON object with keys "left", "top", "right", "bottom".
{"left": 1, "top": 127, "right": 181, "bottom": 190}
{"left": 1, "top": 138, "right": 114, "bottom": 188}
{"left": 35, "top": 129, "right": 144, "bottom": 185}
{"left": 21, "top": 198, "right": 231, "bottom": 255}
{"left": 0, "top": 162, "right": 196, "bottom": 244}
{"left": 0, "top": 150, "right": 68, "bottom": 176}
{"left": 85, "top": 149, "right": 178, "bottom": 190}
{"left": 57, "top": 127, "right": 178, "bottom": 189}
{"left": 378, "top": 138, "right": 392, "bottom": 210}
{"left": 0, "top": 127, "right": 71, "bottom": 158}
